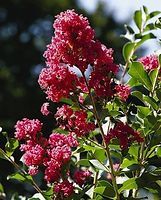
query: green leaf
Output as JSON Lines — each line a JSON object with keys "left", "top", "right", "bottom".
{"left": 128, "top": 62, "right": 152, "bottom": 91}
{"left": 147, "top": 11, "right": 161, "bottom": 20}
{"left": 0, "top": 183, "right": 4, "bottom": 193}
{"left": 7, "top": 172, "right": 33, "bottom": 183}
{"left": 136, "top": 33, "right": 156, "bottom": 48}
{"left": 143, "top": 6, "right": 148, "bottom": 15}
{"left": 5, "top": 138, "right": 19, "bottom": 157}
{"left": 149, "top": 68, "right": 159, "bottom": 90}
{"left": 144, "top": 23, "right": 156, "bottom": 31}
{"left": 94, "top": 181, "right": 115, "bottom": 199}
{"left": 143, "top": 96, "right": 158, "bottom": 110}
{"left": 137, "top": 106, "right": 151, "bottom": 117}
{"left": 123, "top": 42, "right": 135, "bottom": 62}
{"left": 131, "top": 91, "right": 144, "bottom": 102}
{"left": 155, "top": 17, "right": 161, "bottom": 29}
{"left": 77, "top": 159, "right": 90, "bottom": 167}
{"left": 119, "top": 178, "right": 138, "bottom": 193}
{"left": 121, "top": 158, "right": 138, "bottom": 168}
{"left": 134, "top": 10, "right": 142, "bottom": 30}
{"left": 60, "top": 98, "right": 74, "bottom": 105}
{"left": 89, "top": 159, "right": 108, "bottom": 171}
{"left": 94, "top": 149, "right": 106, "bottom": 163}
{"left": 156, "top": 89, "right": 161, "bottom": 101}
{"left": 157, "top": 146, "right": 161, "bottom": 158}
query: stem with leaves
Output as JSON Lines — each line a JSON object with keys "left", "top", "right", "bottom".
{"left": 0, "top": 148, "right": 44, "bottom": 197}
{"left": 82, "top": 73, "right": 120, "bottom": 200}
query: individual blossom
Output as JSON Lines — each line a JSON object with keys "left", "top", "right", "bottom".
{"left": 74, "top": 169, "right": 92, "bottom": 186}
{"left": 115, "top": 84, "right": 130, "bottom": 101}
{"left": 41, "top": 102, "right": 50, "bottom": 116}
{"left": 54, "top": 180, "right": 74, "bottom": 198}
{"left": 14, "top": 118, "right": 42, "bottom": 140}
{"left": 105, "top": 122, "right": 144, "bottom": 149}
{"left": 38, "top": 65, "right": 78, "bottom": 102}
{"left": 138, "top": 54, "right": 159, "bottom": 71}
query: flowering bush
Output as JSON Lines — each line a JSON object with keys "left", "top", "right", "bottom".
{"left": 1, "top": 7, "right": 161, "bottom": 200}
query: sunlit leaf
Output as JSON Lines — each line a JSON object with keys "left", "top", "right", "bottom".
{"left": 128, "top": 62, "right": 152, "bottom": 91}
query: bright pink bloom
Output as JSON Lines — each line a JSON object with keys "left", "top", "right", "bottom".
{"left": 105, "top": 122, "right": 144, "bottom": 149}
{"left": 22, "top": 144, "right": 45, "bottom": 166}
{"left": 138, "top": 54, "right": 159, "bottom": 71}
{"left": 74, "top": 170, "right": 91, "bottom": 186}
{"left": 41, "top": 102, "right": 50, "bottom": 116}
{"left": 54, "top": 180, "right": 74, "bottom": 198}
{"left": 38, "top": 65, "right": 78, "bottom": 102}
{"left": 14, "top": 118, "right": 42, "bottom": 140}
{"left": 115, "top": 84, "right": 130, "bottom": 101}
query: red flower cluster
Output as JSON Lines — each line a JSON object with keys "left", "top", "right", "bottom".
{"left": 138, "top": 54, "right": 159, "bottom": 71}
{"left": 15, "top": 118, "right": 78, "bottom": 191}
{"left": 38, "top": 65, "right": 78, "bottom": 102}
{"left": 115, "top": 84, "right": 130, "bottom": 101}
{"left": 15, "top": 118, "right": 42, "bottom": 140}
{"left": 55, "top": 105, "right": 95, "bottom": 137}
{"left": 39, "top": 10, "right": 118, "bottom": 102}
{"left": 74, "top": 170, "right": 91, "bottom": 186}
{"left": 105, "top": 122, "right": 144, "bottom": 149}
{"left": 54, "top": 180, "right": 74, "bottom": 198}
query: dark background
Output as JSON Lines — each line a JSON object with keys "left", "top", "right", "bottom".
{"left": 0, "top": 0, "right": 127, "bottom": 198}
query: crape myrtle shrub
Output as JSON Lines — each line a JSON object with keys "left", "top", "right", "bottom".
{"left": 1, "top": 6, "right": 161, "bottom": 200}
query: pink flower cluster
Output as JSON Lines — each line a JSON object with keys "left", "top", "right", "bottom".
{"left": 115, "top": 84, "right": 130, "bottom": 101}
{"left": 105, "top": 122, "right": 144, "bottom": 149}
{"left": 39, "top": 10, "right": 118, "bottom": 102}
{"left": 138, "top": 54, "right": 159, "bottom": 71}
{"left": 55, "top": 105, "right": 95, "bottom": 137}
{"left": 14, "top": 118, "right": 81, "bottom": 198}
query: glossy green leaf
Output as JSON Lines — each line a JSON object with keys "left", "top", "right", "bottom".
{"left": 128, "top": 62, "right": 152, "bottom": 91}
{"left": 123, "top": 42, "right": 135, "bottom": 62}
{"left": 94, "top": 181, "right": 115, "bottom": 199}
{"left": 147, "top": 11, "right": 161, "bottom": 20}
{"left": 143, "top": 96, "right": 158, "bottom": 110}
{"left": 77, "top": 159, "right": 90, "bottom": 167}
{"left": 134, "top": 10, "right": 142, "bottom": 30}
{"left": 136, "top": 33, "right": 156, "bottom": 48}
{"left": 131, "top": 91, "right": 144, "bottom": 102}
{"left": 94, "top": 149, "right": 106, "bottom": 163}
{"left": 60, "top": 98, "right": 74, "bottom": 105}
{"left": 138, "top": 106, "right": 151, "bottom": 117}
{"left": 143, "top": 6, "right": 148, "bottom": 15}
{"left": 7, "top": 172, "right": 33, "bottom": 183}
{"left": 119, "top": 178, "right": 138, "bottom": 193}
{"left": 5, "top": 138, "right": 19, "bottom": 157}
{"left": 121, "top": 158, "right": 138, "bottom": 168}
